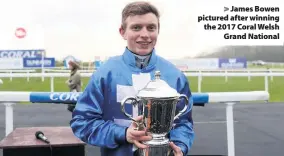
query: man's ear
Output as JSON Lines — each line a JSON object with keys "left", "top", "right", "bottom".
{"left": 119, "top": 25, "right": 127, "bottom": 40}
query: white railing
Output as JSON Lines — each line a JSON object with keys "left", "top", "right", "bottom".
{"left": 0, "top": 69, "right": 36, "bottom": 73}
{"left": 3, "top": 68, "right": 284, "bottom": 83}
{"left": 0, "top": 69, "right": 37, "bottom": 82}
{"left": 0, "top": 91, "right": 270, "bottom": 156}
{"left": 1, "top": 72, "right": 283, "bottom": 93}
{"left": 45, "top": 68, "right": 284, "bottom": 72}
{"left": 44, "top": 69, "right": 95, "bottom": 73}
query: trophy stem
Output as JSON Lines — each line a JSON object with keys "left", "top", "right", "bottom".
{"left": 138, "top": 137, "right": 170, "bottom": 156}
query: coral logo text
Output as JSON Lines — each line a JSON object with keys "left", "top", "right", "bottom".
{"left": 50, "top": 93, "right": 80, "bottom": 101}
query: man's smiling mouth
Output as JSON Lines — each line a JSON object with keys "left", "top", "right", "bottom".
{"left": 136, "top": 41, "right": 152, "bottom": 45}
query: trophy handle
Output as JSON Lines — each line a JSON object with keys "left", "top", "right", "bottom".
{"left": 121, "top": 96, "right": 138, "bottom": 122}
{"left": 173, "top": 94, "right": 189, "bottom": 120}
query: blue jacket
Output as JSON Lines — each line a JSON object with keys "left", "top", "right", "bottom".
{"left": 70, "top": 48, "right": 195, "bottom": 156}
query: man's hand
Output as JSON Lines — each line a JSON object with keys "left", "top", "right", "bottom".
{"left": 126, "top": 116, "right": 152, "bottom": 149}
{"left": 169, "top": 142, "right": 184, "bottom": 156}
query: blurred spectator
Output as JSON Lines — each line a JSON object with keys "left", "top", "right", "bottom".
{"left": 66, "top": 60, "right": 82, "bottom": 112}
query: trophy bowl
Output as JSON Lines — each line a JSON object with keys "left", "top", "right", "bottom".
{"left": 121, "top": 71, "right": 189, "bottom": 138}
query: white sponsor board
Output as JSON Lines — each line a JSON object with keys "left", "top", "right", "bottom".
{"left": 0, "top": 50, "right": 44, "bottom": 58}
{"left": 0, "top": 58, "right": 23, "bottom": 69}
{"left": 169, "top": 58, "right": 219, "bottom": 71}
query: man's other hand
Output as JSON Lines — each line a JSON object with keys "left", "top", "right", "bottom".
{"left": 169, "top": 142, "right": 184, "bottom": 156}
{"left": 126, "top": 115, "right": 152, "bottom": 149}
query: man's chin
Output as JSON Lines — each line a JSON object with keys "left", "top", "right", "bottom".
{"left": 135, "top": 48, "right": 153, "bottom": 55}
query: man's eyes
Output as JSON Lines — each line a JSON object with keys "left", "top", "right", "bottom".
{"left": 132, "top": 26, "right": 141, "bottom": 30}
{"left": 131, "top": 25, "right": 156, "bottom": 31}
{"left": 148, "top": 26, "right": 156, "bottom": 30}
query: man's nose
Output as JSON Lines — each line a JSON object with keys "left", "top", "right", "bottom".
{"left": 140, "top": 28, "right": 150, "bottom": 38}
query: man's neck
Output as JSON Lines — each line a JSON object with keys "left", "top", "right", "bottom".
{"left": 127, "top": 47, "right": 152, "bottom": 69}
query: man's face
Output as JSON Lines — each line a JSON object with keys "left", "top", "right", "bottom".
{"left": 120, "top": 13, "right": 159, "bottom": 55}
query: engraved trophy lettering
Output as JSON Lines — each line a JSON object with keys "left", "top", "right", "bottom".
{"left": 121, "top": 71, "right": 189, "bottom": 156}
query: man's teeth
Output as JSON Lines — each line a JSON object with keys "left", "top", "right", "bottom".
{"left": 138, "top": 42, "right": 150, "bottom": 45}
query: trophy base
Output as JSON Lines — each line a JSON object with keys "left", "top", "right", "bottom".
{"left": 137, "top": 138, "right": 170, "bottom": 156}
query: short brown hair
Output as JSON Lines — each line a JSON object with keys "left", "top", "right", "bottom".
{"left": 121, "top": 1, "right": 160, "bottom": 29}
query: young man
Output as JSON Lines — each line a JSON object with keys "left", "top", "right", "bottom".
{"left": 70, "top": 1, "right": 194, "bottom": 156}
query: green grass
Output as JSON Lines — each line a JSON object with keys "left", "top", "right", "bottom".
{"left": 0, "top": 76, "right": 283, "bottom": 102}
{"left": 0, "top": 77, "right": 91, "bottom": 92}
{"left": 187, "top": 76, "right": 283, "bottom": 102}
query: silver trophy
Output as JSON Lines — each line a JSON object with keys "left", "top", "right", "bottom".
{"left": 121, "top": 71, "right": 189, "bottom": 156}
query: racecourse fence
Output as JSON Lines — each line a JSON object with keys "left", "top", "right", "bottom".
{"left": 0, "top": 71, "right": 283, "bottom": 93}
{"left": 0, "top": 90, "right": 269, "bottom": 156}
